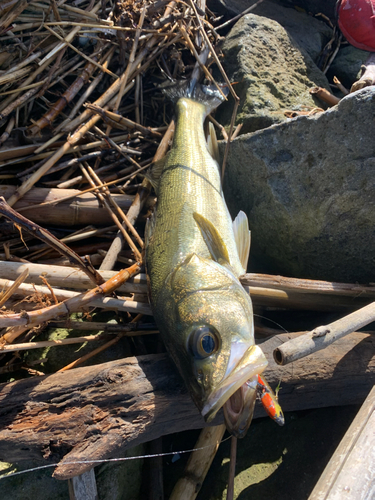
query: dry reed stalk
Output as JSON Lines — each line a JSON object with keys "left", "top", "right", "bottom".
{"left": 0, "top": 115, "right": 15, "bottom": 145}
{"left": 309, "top": 87, "right": 340, "bottom": 106}
{"left": 56, "top": 313, "right": 144, "bottom": 372}
{"left": 0, "top": 261, "right": 147, "bottom": 293}
{"left": 1, "top": 330, "right": 157, "bottom": 353}
{"left": 37, "top": 2, "right": 101, "bottom": 66}
{"left": 0, "top": 262, "right": 144, "bottom": 328}
{"left": 0, "top": 66, "right": 32, "bottom": 86}
{"left": 0, "top": 0, "right": 31, "bottom": 33}
{"left": 44, "top": 25, "right": 118, "bottom": 79}
{"left": 4, "top": 113, "right": 103, "bottom": 208}
{"left": 0, "top": 185, "right": 142, "bottom": 226}
{"left": 113, "top": 3, "right": 147, "bottom": 113}
{"left": 0, "top": 197, "right": 104, "bottom": 286}
{"left": 333, "top": 76, "right": 349, "bottom": 95}
{"left": 215, "top": 0, "right": 265, "bottom": 30}
{"left": 1, "top": 335, "right": 106, "bottom": 352}
{"left": 0, "top": 53, "right": 60, "bottom": 115}
{"left": 85, "top": 103, "right": 163, "bottom": 137}
{"left": 226, "top": 437, "right": 237, "bottom": 500}
{"left": 78, "top": 162, "right": 143, "bottom": 262}
{"left": 16, "top": 162, "right": 153, "bottom": 213}
{"left": 87, "top": 166, "right": 144, "bottom": 249}
{"left": 27, "top": 53, "right": 99, "bottom": 136}
{"left": 241, "top": 273, "right": 375, "bottom": 298}
{"left": 0, "top": 268, "right": 29, "bottom": 307}
{"left": 54, "top": 46, "right": 116, "bottom": 133}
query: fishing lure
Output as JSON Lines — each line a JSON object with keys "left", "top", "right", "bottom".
{"left": 257, "top": 374, "right": 284, "bottom": 426}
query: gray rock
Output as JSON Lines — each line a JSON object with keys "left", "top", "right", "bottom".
{"left": 96, "top": 445, "right": 144, "bottom": 500}
{"left": 216, "top": 0, "right": 332, "bottom": 61}
{"left": 209, "top": 0, "right": 337, "bottom": 20}
{"left": 328, "top": 45, "right": 372, "bottom": 90}
{"left": 216, "top": 14, "right": 331, "bottom": 134}
{"left": 0, "top": 461, "right": 68, "bottom": 500}
{"left": 251, "top": 1, "right": 332, "bottom": 62}
{"left": 221, "top": 87, "right": 375, "bottom": 283}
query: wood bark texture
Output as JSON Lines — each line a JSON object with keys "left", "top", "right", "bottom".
{"left": 0, "top": 332, "right": 374, "bottom": 480}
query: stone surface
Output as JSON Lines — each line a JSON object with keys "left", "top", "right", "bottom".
{"left": 208, "top": 0, "right": 338, "bottom": 23}
{"left": 95, "top": 445, "right": 144, "bottom": 500}
{"left": 216, "top": 14, "right": 331, "bottom": 134}
{"left": 328, "top": 45, "right": 372, "bottom": 90}
{"left": 250, "top": 1, "right": 332, "bottom": 62}
{"left": 214, "top": 0, "right": 332, "bottom": 62}
{"left": 221, "top": 87, "right": 375, "bottom": 284}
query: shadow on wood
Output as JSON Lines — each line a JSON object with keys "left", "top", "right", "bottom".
{"left": 0, "top": 332, "right": 374, "bottom": 480}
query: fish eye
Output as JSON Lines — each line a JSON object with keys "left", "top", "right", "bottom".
{"left": 189, "top": 326, "right": 220, "bottom": 358}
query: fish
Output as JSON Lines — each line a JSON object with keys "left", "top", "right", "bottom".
{"left": 145, "top": 81, "right": 269, "bottom": 434}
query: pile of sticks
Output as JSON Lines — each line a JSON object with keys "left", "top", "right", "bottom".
{"left": 0, "top": 1, "right": 375, "bottom": 499}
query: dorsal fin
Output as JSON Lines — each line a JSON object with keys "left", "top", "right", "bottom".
{"left": 233, "top": 210, "right": 251, "bottom": 272}
{"left": 207, "top": 122, "right": 220, "bottom": 164}
{"left": 193, "top": 212, "right": 230, "bottom": 265}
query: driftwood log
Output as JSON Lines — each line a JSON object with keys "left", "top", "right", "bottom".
{"left": 0, "top": 332, "right": 374, "bottom": 480}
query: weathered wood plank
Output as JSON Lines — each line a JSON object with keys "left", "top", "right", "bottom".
{"left": 308, "top": 385, "right": 375, "bottom": 500}
{"left": 68, "top": 469, "right": 98, "bottom": 500}
{"left": 0, "top": 332, "right": 374, "bottom": 480}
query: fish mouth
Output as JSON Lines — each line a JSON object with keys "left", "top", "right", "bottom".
{"left": 201, "top": 344, "right": 268, "bottom": 422}
{"left": 223, "top": 376, "right": 258, "bottom": 438}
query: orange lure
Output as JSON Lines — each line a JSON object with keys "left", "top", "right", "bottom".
{"left": 257, "top": 374, "right": 285, "bottom": 426}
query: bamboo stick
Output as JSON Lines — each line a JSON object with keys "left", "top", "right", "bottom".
{"left": 0, "top": 277, "right": 145, "bottom": 303}
{"left": 274, "top": 299, "right": 375, "bottom": 365}
{"left": 1, "top": 330, "right": 157, "bottom": 353}
{"left": 309, "top": 87, "right": 340, "bottom": 106}
{"left": 0, "top": 185, "right": 142, "bottom": 226}
{"left": 0, "top": 261, "right": 148, "bottom": 293}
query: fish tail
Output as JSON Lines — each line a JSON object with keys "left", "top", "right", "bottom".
{"left": 162, "top": 80, "right": 228, "bottom": 115}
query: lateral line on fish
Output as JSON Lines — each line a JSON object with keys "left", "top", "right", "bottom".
{"left": 161, "top": 163, "right": 222, "bottom": 196}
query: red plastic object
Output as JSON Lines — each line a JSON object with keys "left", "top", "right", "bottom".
{"left": 337, "top": 0, "right": 375, "bottom": 51}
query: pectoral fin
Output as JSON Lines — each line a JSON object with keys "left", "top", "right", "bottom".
{"left": 193, "top": 212, "right": 230, "bottom": 265}
{"left": 143, "top": 155, "right": 168, "bottom": 194}
{"left": 145, "top": 207, "right": 156, "bottom": 245}
{"left": 233, "top": 210, "right": 251, "bottom": 273}
{"left": 207, "top": 122, "right": 220, "bottom": 165}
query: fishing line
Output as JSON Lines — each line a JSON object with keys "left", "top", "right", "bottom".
{"left": 253, "top": 313, "right": 289, "bottom": 334}
{"left": 0, "top": 435, "right": 233, "bottom": 481}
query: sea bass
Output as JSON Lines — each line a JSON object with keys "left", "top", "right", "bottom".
{"left": 145, "top": 82, "right": 268, "bottom": 433}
